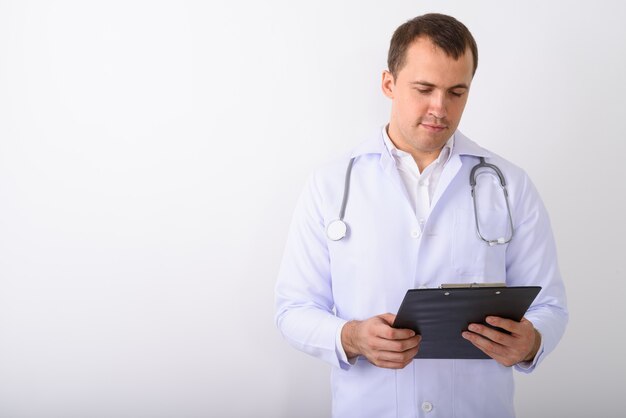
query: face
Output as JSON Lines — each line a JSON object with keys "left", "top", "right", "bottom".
{"left": 382, "top": 36, "right": 474, "bottom": 164}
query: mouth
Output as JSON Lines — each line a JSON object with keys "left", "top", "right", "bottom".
{"left": 420, "top": 123, "right": 447, "bottom": 133}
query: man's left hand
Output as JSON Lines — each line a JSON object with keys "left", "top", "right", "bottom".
{"left": 462, "top": 316, "right": 541, "bottom": 367}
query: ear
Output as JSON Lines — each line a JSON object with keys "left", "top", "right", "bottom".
{"left": 381, "top": 70, "right": 395, "bottom": 99}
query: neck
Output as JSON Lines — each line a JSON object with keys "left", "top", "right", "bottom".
{"left": 412, "top": 150, "right": 442, "bottom": 173}
{"left": 385, "top": 125, "right": 444, "bottom": 172}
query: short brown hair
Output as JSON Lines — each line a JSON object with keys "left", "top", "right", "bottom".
{"left": 387, "top": 13, "right": 478, "bottom": 78}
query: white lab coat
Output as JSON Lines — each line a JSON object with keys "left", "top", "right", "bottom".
{"left": 275, "top": 129, "right": 568, "bottom": 418}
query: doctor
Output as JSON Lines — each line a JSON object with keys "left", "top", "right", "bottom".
{"left": 275, "top": 13, "right": 567, "bottom": 418}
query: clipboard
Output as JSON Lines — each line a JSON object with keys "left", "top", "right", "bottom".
{"left": 392, "top": 285, "right": 541, "bottom": 359}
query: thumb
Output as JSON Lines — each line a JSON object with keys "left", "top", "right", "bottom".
{"left": 378, "top": 313, "right": 397, "bottom": 326}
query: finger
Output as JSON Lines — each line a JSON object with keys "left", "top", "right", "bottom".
{"left": 467, "top": 323, "right": 514, "bottom": 347}
{"left": 375, "top": 318, "right": 416, "bottom": 340}
{"left": 462, "top": 331, "right": 507, "bottom": 360}
{"left": 370, "top": 345, "right": 420, "bottom": 368}
{"left": 462, "top": 330, "right": 498, "bottom": 353}
{"left": 485, "top": 316, "right": 523, "bottom": 334}
{"left": 378, "top": 312, "right": 414, "bottom": 335}
{"left": 378, "top": 313, "right": 397, "bottom": 325}
{"left": 372, "top": 359, "right": 412, "bottom": 369}
{"left": 375, "top": 347, "right": 417, "bottom": 363}
{"left": 384, "top": 328, "right": 417, "bottom": 340}
{"left": 462, "top": 331, "right": 520, "bottom": 367}
{"left": 487, "top": 317, "right": 537, "bottom": 343}
{"left": 371, "top": 335, "right": 421, "bottom": 352}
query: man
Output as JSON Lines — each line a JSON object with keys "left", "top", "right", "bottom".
{"left": 275, "top": 13, "right": 567, "bottom": 418}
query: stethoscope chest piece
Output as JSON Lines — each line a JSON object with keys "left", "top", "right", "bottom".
{"left": 326, "top": 219, "right": 348, "bottom": 241}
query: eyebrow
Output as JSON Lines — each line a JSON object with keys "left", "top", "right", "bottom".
{"left": 410, "top": 81, "right": 469, "bottom": 90}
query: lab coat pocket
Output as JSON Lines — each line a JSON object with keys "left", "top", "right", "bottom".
{"left": 331, "top": 359, "right": 397, "bottom": 418}
{"left": 453, "top": 360, "right": 515, "bottom": 417}
{"left": 452, "top": 208, "right": 507, "bottom": 279}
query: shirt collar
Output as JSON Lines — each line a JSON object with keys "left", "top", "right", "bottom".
{"left": 381, "top": 125, "right": 455, "bottom": 171}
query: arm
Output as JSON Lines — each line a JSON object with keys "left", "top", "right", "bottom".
{"left": 463, "top": 172, "right": 568, "bottom": 369}
{"left": 275, "top": 172, "right": 420, "bottom": 369}
{"left": 274, "top": 173, "right": 347, "bottom": 368}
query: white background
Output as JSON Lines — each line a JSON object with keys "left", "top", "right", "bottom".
{"left": 1, "top": 1, "right": 625, "bottom": 417}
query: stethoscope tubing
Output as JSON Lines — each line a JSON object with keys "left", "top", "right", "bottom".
{"left": 327, "top": 155, "right": 514, "bottom": 245}
{"left": 325, "top": 157, "right": 356, "bottom": 241}
{"left": 339, "top": 157, "right": 356, "bottom": 221}
{"left": 470, "top": 158, "right": 515, "bottom": 246}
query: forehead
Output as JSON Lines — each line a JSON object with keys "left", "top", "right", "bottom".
{"left": 398, "top": 37, "right": 474, "bottom": 86}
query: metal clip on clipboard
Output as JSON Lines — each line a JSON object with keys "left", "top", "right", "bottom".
{"left": 440, "top": 282, "right": 506, "bottom": 289}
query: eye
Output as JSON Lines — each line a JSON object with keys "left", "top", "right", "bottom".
{"left": 450, "top": 90, "right": 465, "bottom": 98}
{"left": 416, "top": 88, "right": 432, "bottom": 95}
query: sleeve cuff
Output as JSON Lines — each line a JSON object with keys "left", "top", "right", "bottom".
{"left": 335, "top": 320, "right": 357, "bottom": 370}
{"left": 514, "top": 332, "right": 545, "bottom": 373}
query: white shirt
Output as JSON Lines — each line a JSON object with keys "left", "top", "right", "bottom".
{"left": 382, "top": 126, "right": 454, "bottom": 229}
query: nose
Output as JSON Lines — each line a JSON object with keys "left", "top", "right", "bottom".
{"left": 428, "top": 92, "right": 447, "bottom": 120}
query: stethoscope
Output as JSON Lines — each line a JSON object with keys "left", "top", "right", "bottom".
{"left": 325, "top": 156, "right": 515, "bottom": 246}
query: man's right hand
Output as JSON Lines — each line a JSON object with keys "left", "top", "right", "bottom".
{"left": 341, "top": 313, "right": 421, "bottom": 369}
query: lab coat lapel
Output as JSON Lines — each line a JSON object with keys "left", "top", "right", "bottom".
{"left": 352, "top": 130, "right": 413, "bottom": 210}
{"left": 431, "top": 154, "right": 463, "bottom": 210}
{"left": 430, "top": 131, "right": 490, "bottom": 210}
{"left": 379, "top": 148, "right": 413, "bottom": 206}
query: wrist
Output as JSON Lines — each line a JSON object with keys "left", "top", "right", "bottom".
{"left": 341, "top": 320, "right": 361, "bottom": 359}
{"left": 523, "top": 328, "right": 542, "bottom": 362}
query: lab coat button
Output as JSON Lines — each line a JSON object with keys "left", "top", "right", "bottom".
{"left": 411, "top": 229, "right": 421, "bottom": 238}
{"left": 421, "top": 401, "right": 433, "bottom": 413}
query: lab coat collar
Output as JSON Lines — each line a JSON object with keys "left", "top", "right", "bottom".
{"left": 349, "top": 128, "right": 491, "bottom": 160}
{"left": 349, "top": 129, "right": 388, "bottom": 158}
{"left": 452, "top": 130, "right": 491, "bottom": 159}
{"left": 349, "top": 128, "right": 492, "bottom": 212}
